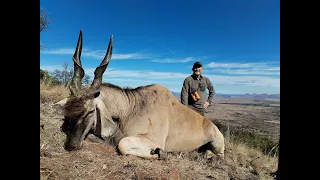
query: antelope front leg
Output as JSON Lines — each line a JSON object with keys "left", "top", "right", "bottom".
{"left": 208, "top": 130, "right": 225, "bottom": 160}
{"left": 117, "top": 136, "right": 167, "bottom": 159}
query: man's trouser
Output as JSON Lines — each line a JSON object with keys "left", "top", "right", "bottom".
{"left": 188, "top": 105, "right": 205, "bottom": 116}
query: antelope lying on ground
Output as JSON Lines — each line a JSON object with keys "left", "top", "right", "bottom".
{"left": 58, "top": 30, "right": 225, "bottom": 160}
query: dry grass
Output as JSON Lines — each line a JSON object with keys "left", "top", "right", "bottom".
{"left": 40, "top": 81, "right": 69, "bottom": 103}
{"left": 40, "top": 82, "right": 278, "bottom": 180}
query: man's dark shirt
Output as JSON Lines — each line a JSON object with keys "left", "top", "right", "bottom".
{"left": 180, "top": 74, "right": 215, "bottom": 110}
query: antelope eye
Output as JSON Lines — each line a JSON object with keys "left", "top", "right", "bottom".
{"left": 83, "top": 109, "right": 95, "bottom": 119}
{"left": 61, "top": 117, "right": 77, "bottom": 133}
{"left": 63, "top": 117, "right": 77, "bottom": 126}
{"left": 88, "top": 109, "right": 95, "bottom": 114}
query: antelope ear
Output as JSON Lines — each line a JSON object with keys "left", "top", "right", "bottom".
{"left": 54, "top": 98, "right": 68, "bottom": 106}
{"left": 87, "top": 89, "right": 100, "bottom": 99}
{"left": 93, "top": 98, "right": 117, "bottom": 139}
{"left": 94, "top": 98, "right": 115, "bottom": 124}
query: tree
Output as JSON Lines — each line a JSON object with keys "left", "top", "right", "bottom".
{"left": 40, "top": 69, "right": 58, "bottom": 84}
{"left": 82, "top": 74, "right": 91, "bottom": 85}
{"left": 51, "top": 62, "right": 73, "bottom": 86}
{"left": 40, "top": 8, "right": 52, "bottom": 50}
{"left": 50, "top": 62, "right": 92, "bottom": 86}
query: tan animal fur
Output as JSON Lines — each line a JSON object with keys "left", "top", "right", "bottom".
{"left": 58, "top": 30, "right": 225, "bottom": 160}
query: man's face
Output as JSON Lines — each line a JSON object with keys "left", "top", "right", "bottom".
{"left": 193, "top": 66, "right": 203, "bottom": 75}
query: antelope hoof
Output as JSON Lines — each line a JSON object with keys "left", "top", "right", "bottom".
{"left": 205, "top": 150, "right": 216, "bottom": 159}
{"left": 150, "top": 148, "right": 167, "bottom": 160}
{"left": 158, "top": 148, "right": 167, "bottom": 160}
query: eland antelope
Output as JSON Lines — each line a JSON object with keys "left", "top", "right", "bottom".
{"left": 58, "top": 30, "right": 225, "bottom": 160}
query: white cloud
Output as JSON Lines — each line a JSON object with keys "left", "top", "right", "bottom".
{"left": 41, "top": 66, "right": 279, "bottom": 88}
{"left": 41, "top": 59, "right": 280, "bottom": 93}
{"left": 151, "top": 56, "right": 207, "bottom": 63}
{"left": 40, "top": 65, "right": 62, "bottom": 72}
{"left": 40, "top": 65, "right": 114, "bottom": 75}
{"left": 106, "top": 80, "right": 183, "bottom": 93}
{"left": 98, "top": 69, "right": 279, "bottom": 88}
{"left": 103, "top": 69, "right": 188, "bottom": 79}
{"left": 206, "top": 62, "right": 277, "bottom": 68}
{"left": 209, "top": 69, "right": 280, "bottom": 75}
{"left": 205, "top": 62, "right": 280, "bottom": 76}
{"left": 41, "top": 48, "right": 148, "bottom": 60}
{"left": 205, "top": 74, "right": 280, "bottom": 88}
{"left": 105, "top": 78, "right": 179, "bottom": 85}
{"left": 152, "top": 57, "right": 195, "bottom": 63}
{"left": 263, "top": 67, "right": 280, "bottom": 71}
{"left": 40, "top": 65, "right": 279, "bottom": 93}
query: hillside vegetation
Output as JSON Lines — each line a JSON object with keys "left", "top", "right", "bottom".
{"left": 40, "top": 81, "right": 279, "bottom": 180}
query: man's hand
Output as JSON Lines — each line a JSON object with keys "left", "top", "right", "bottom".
{"left": 203, "top": 101, "right": 209, "bottom": 109}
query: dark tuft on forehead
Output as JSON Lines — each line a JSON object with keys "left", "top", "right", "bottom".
{"left": 64, "top": 97, "right": 86, "bottom": 118}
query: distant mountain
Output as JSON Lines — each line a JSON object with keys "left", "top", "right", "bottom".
{"left": 224, "top": 93, "right": 280, "bottom": 98}
{"left": 171, "top": 92, "right": 180, "bottom": 98}
{"left": 170, "top": 91, "right": 280, "bottom": 99}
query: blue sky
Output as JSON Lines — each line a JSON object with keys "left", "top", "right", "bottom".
{"left": 40, "top": 0, "right": 280, "bottom": 94}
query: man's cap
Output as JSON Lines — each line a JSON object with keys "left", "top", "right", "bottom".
{"left": 193, "top": 61, "right": 202, "bottom": 69}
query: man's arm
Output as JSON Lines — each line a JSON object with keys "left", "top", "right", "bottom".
{"left": 181, "top": 78, "right": 189, "bottom": 105}
{"left": 206, "top": 78, "right": 215, "bottom": 104}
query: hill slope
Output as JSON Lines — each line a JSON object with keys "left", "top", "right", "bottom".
{"left": 40, "top": 83, "right": 279, "bottom": 179}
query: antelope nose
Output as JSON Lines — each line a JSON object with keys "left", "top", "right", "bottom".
{"left": 64, "top": 143, "right": 77, "bottom": 151}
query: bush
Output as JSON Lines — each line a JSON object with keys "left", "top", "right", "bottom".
{"left": 40, "top": 69, "right": 58, "bottom": 85}
{"left": 213, "top": 120, "right": 279, "bottom": 157}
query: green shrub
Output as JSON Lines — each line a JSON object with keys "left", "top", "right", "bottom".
{"left": 213, "top": 120, "right": 279, "bottom": 157}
